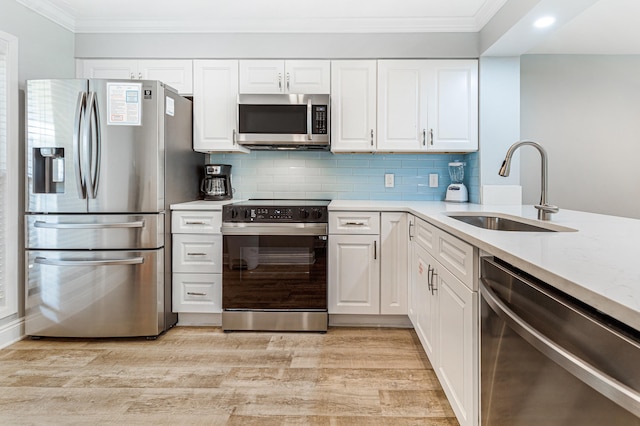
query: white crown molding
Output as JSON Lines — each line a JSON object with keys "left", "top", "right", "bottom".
{"left": 15, "top": 0, "right": 76, "bottom": 32}
{"left": 73, "top": 17, "right": 482, "bottom": 34}
{"left": 474, "top": 0, "right": 510, "bottom": 29}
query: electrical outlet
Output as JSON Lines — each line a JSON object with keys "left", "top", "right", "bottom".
{"left": 429, "top": 174, "right": 439, "bottom": 188}
{"left": 385, "top": 173, "right": 395, "bottom": 188}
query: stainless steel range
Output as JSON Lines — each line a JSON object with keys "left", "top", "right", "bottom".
{"left": 221, "top": 200, "right": 329, "bottom": 332}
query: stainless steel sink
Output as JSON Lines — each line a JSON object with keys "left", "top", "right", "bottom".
{"left": 446, "top": 213, "right": 577, "bottom": 233}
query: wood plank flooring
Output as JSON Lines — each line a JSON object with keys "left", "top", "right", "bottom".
{"left": 0, "top": 327, "right": 458, "bottom": 425}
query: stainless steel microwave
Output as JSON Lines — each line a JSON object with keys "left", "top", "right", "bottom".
{"left": 237, "top": 94, "right": 330, "bottom": 150}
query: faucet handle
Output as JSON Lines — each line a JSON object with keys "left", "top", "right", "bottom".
{"left": 535, "top": 204, "right": 559, "bottom": 221}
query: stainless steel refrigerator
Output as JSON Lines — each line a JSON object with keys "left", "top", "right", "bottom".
{"left": 25, "top": 79, "right": 202, "bottom": 338}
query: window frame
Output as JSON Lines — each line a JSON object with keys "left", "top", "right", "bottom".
{"left": 0, "top": 30, "right": 19, "bottom": 320}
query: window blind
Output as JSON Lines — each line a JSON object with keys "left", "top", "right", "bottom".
{"left": 0, "top": 40, "right": 7, "bottom": 310}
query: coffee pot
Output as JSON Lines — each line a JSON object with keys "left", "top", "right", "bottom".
{"left": 201, "top": 164, "right": 233, "bottom": 200}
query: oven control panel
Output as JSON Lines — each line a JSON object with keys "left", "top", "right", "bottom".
{"left": 223, "top": 206, "right": 327, "bottom": 223}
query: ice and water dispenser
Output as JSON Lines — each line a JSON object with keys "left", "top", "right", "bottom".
{"left": 32, "top": 147, "right": 65, "bottom": 193}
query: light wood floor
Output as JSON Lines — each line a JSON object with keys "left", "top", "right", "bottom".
{"left": 0, "top": 326, "right": 458, "bottom": 425}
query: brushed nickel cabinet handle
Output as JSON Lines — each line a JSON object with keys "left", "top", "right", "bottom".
{"left": 422, "top": 129, "right": 426, "bottom": 146}
{"left": 187, "top": 292, "right": 207, "bottom": 296}
{"left": 430, "top": 128, "right": 434, "bottom": 145}
{"left": 370, "top": 129, "right": 374, "bottom": 146}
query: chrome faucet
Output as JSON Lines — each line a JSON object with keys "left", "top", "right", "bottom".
{"left": 499, "top": 141, "right": 559, "bottom": 221}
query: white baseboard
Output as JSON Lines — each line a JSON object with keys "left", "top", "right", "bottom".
{"left": 0, "top": 318, "right": 25, "bottom": 349}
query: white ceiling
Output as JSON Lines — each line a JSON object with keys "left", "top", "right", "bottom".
{"left": 14, "top": 0, "right": 640, "bottom": 54}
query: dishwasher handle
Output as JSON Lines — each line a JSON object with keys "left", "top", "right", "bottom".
{"left": 480, "top": 279, "right": 640, "bottom": 417}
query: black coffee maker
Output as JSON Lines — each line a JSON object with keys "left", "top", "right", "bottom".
{"left": 201, "top": 164, "right": 233, "bottom": 200}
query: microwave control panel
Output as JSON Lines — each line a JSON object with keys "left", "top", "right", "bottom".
{"left": 312, "top": 105, "right": 328, "bottom": 134}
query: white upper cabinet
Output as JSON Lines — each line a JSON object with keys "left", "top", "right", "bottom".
{"left": 76, "top": 59, "right": 193, "bottom": 94}
{"left": 192, "top": 60, "right": 248, "bottom": 154}
{"left": 77, "top": 59, "right": 138, "bottom": 80}
{"left": 330, "top": 60, "right": 377, "bottom": 153}
{"left": 377, "top": 60, "right": 428, "bottom": 152}
{"left": 138, "top": 60, "right": 193, "bottom": 95}
{"left": 239, "top": 60, "right": 330, "bottom": 94}
{"left": 377, "top": 59, "right": 477, "bottom": 153}
{"left": 425, "top": 60, "right": 478, "bottom": 152}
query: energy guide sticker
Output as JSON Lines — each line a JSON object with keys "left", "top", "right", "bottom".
{"left": 107, "top": 82, "right": 142, "bottom": 126}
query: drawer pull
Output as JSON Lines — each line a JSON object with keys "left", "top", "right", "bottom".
{"left": 187, "top": 252, "right": 207, "bottom": 256}
{"left": 345, "top": 222, "right": 365, "bottom": 226}
{"left": 187, "top": 292, "right": 207, "bottom": 296}
{"left": 185, "top": 221, "right": 207, "bottom": 225}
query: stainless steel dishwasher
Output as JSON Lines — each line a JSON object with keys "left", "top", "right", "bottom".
{"left": 480, "top": 257, "right": 640, "bottom": 425}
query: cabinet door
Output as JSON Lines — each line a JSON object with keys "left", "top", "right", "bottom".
{"left": 193, "top": 60, "right": 248, "bottom": 153}
{"left": 329, "top": 234, "right": 380, "bottom": 314}
{"left": 330, "top": 60, "right": 377, "bottom": 152}
{"left": 408, "top": 216, "right": 417, "bottom": 324}
{"left": 139, "top": 60, "right": 193, "bottom": 95}
{"left": 77, "top": 59, "right": 138, "bottom": 79}
{"left": 377, "top": 60, "right": 428, "bottom": 152}
{"left": 239, "top": 60, "right": 284, "bottom": 94}
{"left": 413, "top": 244, "right": 438, "bottom": 364}
{"left": 380, "top": 212, "right": 408, "bottom": 315}
{"left": 425, "top": 60, "right": 478, "bottom": 152}
{"left": 286, "top": 60, "right": 330, "bottom": 94}
{"left": 437, "top": 264, "right": 477, "bottom": 426}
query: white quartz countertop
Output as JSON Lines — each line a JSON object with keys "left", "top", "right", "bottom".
{"left": 329, "top": 200, "right": 640, "bottom": 332}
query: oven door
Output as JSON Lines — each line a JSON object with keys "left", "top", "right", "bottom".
{"left": 222, "top": 224, "right": 328, "bottom": 311}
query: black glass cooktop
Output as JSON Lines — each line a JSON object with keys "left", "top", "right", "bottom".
{"left": 228, "top": 199, "right": 330, "bottom": 207}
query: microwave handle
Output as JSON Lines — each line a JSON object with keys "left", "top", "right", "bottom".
{"left": 307, "top": 99, "right": 312, "bottom": 141}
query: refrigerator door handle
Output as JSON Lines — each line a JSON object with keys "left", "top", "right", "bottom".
{"left": 87, "top": 91, "right": 101, "bottom": 199}
{"left": 34, "top": 220, "right": 145, "bottom": 229}
{"left": 73, "top": 91, "right": 88, "bottom": 199}
{"left": 34, "top": 256, "right": 145, "bottom": 267}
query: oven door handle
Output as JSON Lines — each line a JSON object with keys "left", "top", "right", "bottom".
{"left": 222, "top": 223, "right": 327, "bottom": 236}
{"left": 480, "top": 280, "right": 640, "bottom": 416}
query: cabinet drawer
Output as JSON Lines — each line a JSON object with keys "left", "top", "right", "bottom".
{"left": 329, "top": 211, "right": 380, "bottom": 234}
{"left": 172, "top": 273, "right": 222, "bottom": 313}
{"left": 413, "top": 217, "right": 437, "bottom": 252}
{"left": 434, "top": 229, "right": 475, "bottom": 290}
{"left": 172, "top": 234, "right": 222, "bottom": 273}
{"left": 172, "top": 211, "right": 221, "bottom": 234}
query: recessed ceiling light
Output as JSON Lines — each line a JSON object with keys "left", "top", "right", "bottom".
{"left": 534, "top": 16, "right": 556, "bottom": 28}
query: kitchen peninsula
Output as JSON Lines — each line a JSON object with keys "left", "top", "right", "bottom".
{"left": 329, "top": 200, "right": 640, "bottom": 331}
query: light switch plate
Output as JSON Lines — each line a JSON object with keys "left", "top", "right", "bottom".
{"left": 429, "top": 174, "right": 438, "bottom": 187}
{"left": 385, "top": 173, "right": 394, "bottom": 188}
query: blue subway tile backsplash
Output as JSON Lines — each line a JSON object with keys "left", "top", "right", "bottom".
{"left": 207, "top": 151, "right": 479, "bottom": 202}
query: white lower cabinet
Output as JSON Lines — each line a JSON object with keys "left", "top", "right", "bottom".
{"left": 436, "top": 260, "right": 477, "bottom": 426}
{"left": 171, "top": 210, "right": 223, "bottom": 314}
{"left": 380, "top": 212, "right": 408, "bottom": 315}
{"left": 328, "top": 211, "right": 408, "bottom": 316}
{"left": 410, "top": 215, "right": 478, "bottom": 426}
{"left": 329, "top": 234, "right": 380, "bottom": 314}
